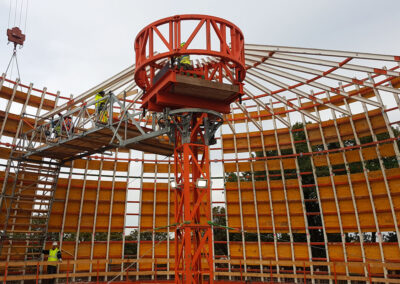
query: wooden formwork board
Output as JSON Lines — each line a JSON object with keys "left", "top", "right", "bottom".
{"left": 48, "top": 178, "right": 126, "bottom": 232}
{"left": 316, "top": 169, "right": 400, "bottom": 232}
{"left": 64, "top": 158, "right": 129, "bottom": 172}
{"left": 226, "top": 180, "right": 305, "bottom": 233}
{"left": 0, "top": 111, "right": 35, "bottom": 138}
{"left": 222, "top": 109, "right": 389, "bottom": 153}
{"left": 139, "top": 183, "right": 209, "bottom": 230}
{"left": 0, "top": 85, "right": 55, "bottom": 111}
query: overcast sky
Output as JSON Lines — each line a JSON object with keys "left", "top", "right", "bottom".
{"left": 0, "top": 0, "right": 399, "bottom": 97}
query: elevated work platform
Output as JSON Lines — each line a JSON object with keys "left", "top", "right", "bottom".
{"left": 21, "top": 92, "right": 174, "bottom": 163}
{"left": 31, "top": 122, "right": 173, "bottom": 161}
{"left": 141, "top": 70, "right": 241, "bottom": 113}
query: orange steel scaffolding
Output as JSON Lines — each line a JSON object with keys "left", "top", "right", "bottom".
{"left": 173, "top": 112, "right": 214, "bottom": 283}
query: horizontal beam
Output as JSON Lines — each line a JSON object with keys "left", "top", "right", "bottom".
{"left": 245, "top": 44, "right": 400, "bottom": 61}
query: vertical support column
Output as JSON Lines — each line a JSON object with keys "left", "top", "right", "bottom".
{"left": 136, "top": 151, "right": 145, "bottom": 280}
{"left": 256, "top": 105, "right": 280, "bottom": 282}
{"left": 89, "top": 156, "right": 104, "bottom": 281}
{"left": 167, "top": 160, "right": 172, "bottom": 280}
{"left": 243, "top": 105, "right": 264, "bottom": 280}
{"left": 151, "top": 155, "right": 158, "bottom": 279}
{"left": 342, "top": 94, "right": 387, "bottom": 278}
{"left": 325, "top": 91, "right": 368, "bottom": 278}
{"left": 219, "top": 127, "right": 232, "bottom": 281}
{"left": 230, "top": 108, "right": 248, "bottom": 280}
{"left": 121, "top": 151, "right": 132, "bottom": 281}
{"left": 72, "top": 159, "right": 89, "bottom": 281}
{"left": 313, "top": 98, "right": 350, "bottom": 281}
{"left": 270, "top": 98, "right": 298, "bottom": 282}
{"left": 59, "top": 162, "right": 75, "bottom": 273}
{"left": 367, "top": 75, "right": 400, "bottom": 254}
{"left": 105, "top": 149, "right": 119, "bottom": 281}
{"left": 174, "top": 112, "right": 214, "bottom": 284}
{"left": 295, "top": 95, "right": 332, "bottom": 279}
{"left": 285, "top": 104, "right": 315, "bottom": 282}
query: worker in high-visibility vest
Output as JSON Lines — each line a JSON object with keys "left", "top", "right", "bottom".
{"left": 42, "top": 241, "right": 62, "bottom": 283}
{"left": 95, "top": 90, "right": 108, "bottom": 123}
{"left": 177, "top": 42, "right": 193, "bottom": 71}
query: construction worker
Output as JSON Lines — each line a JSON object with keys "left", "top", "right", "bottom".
{"left": 177, "top": 42, "right": 193, "bottom": 71}
{"left": 42, "top": 241, "right": 62, "bottom": 283}
{"left": 53, "top": 114, "right": 62, "bottom": 139}
{"left": 95, "top": 90, "right": 108, "bottom": 123}
{"left": 62, "top": 115, "right": 73, "bottom": 133}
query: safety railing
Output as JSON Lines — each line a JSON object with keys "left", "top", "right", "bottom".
{"left": 1, "top": 258, "right": 400, "bottom": 283}
{"left": 16, "top": 91, "right": 160, "bottom": 161}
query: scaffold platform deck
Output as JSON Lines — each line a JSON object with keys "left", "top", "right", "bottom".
{"left": 29, "top": 122, "right": 173, "bottom": 161}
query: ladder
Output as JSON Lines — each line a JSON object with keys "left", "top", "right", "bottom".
{"left": 0, "top": 141, "right": 61, "bottom": 268}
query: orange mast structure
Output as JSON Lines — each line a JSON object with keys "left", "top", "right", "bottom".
{"left": 134, "top": 15, "right": 245, "bottom": 283}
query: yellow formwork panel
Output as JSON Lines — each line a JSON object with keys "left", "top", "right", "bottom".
{"left": 222, "top": 110, "right": 387, "bottom": 154}
{"left": 245, "top": 242, "right": 260, "bottom": 258}
{"left": 327, "top": 244, "right": 347, "bottom": 273}
{"left": 266, "top": 159, "right": 281, "bottom": 171}
{"left": 345, "top": 244, "right": 364, "bottom": 274}
{"left": 312, "top": 154, "right": 328, "bottom": 167}
{"left": 229, "top": 242, "right": 244, "bottom": 258}
{"left": 240, "top": 190, "right": 255, "bottom": 203}
{"left": 293, "top": 243, "right": 309, "bottom": 260}
{"left": 341, "top": 211, "right": 358, "bottom": 233}
{"left": 71, "top": 159, "right": 129, "bottom": 172}
{"left": 260, "top": 243, "right": 276, "bottom": 259}
{"left": 383, "top": 243, "right": 400, "bottom": 262}
{"left": 306, "top": 126, "right": 323, "bottom": 146}
{"left": 362, "top": 147, "right": 378, "bottom": 160}
{"left": 227, "top": 107, "right": 286, "bottom": 124}
{"left": 274, "top": 216, "right": 290, "bottom": 232}
{"left": 379, "top": 143, "right": 396, "bottom": 157}
{"left": 345, "top": 149, "right": 362, "bottom": 163}
{"left": 255, "top": 189, "right": 269, "bottom": 203}
{"left": 271, "top": 203, "right": 287, "bottom": 215}
{"left": 328, "top": 243, "right": 345, "bottom": 260}
{"left": 75, "top": 243, "right": 92, "bottom": 271}
{"left": 276, "top": 131, "right": 291, "bottom": 146}
{"left": 277, "top": 243, "right": 292, "bottom": 260}
{"left": 364, "top": 244, "right": 385, "bottom": 275}
{"left": 224, "top": 160, "right": 267, "bottom": 173}
{"left": 143, "top": 163, "right": 174, "bottom": 173}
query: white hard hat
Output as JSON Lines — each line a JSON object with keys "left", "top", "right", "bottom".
{"left": 52, "top": 241, "right": 58, "bottom": 246}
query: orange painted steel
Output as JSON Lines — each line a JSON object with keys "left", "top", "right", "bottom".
{"left": 173, "top": 113, "right": 214, "bottom": 284}
{"left": 134, "top": 15, "right": 245, "bottom": 113}
{"left": 134, "top": 14, "right": 246, "bottom": 90}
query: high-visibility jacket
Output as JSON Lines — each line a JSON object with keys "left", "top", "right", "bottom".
{"left": 95, "top": 94, "right": 106, "bottom": 107}
{"left": 63, "top": 117, "right": 72, "bottom": 131}
{"left": 48, "top": 248, "right": 59, "bottom": 262}
{"left": 179, "top": 54, "right": 191, "bottom": 65}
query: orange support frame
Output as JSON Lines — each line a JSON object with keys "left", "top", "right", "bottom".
{"left": 173, "top": 113, "right": 214, "bottom": 284}
{"left": 134, "top": 14, "right": 246, "bottom": 91}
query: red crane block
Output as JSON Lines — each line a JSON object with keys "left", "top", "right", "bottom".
{"left": 7, "top": 27, "right": 26, "bottom": 48}
{"left": 134, "top": 15, "right": 246, "bottom": 113}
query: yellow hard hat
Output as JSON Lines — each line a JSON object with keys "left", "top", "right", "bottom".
{"left": 180, "top": 42, "right": 186, "bottom": 47}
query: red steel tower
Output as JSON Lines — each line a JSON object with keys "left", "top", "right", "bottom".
{"left": 134, "top": 15, "right": 246, "bottom": 283}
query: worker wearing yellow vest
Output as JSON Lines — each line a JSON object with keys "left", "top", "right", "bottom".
{"left": 95, "top": 90, "right": 108, "bottom": 123}
{"left": 177, "top": 42, "right": 193, "bottom": 71}
{"left": 42, "top": 241, "right": 62, "bottom": 283}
